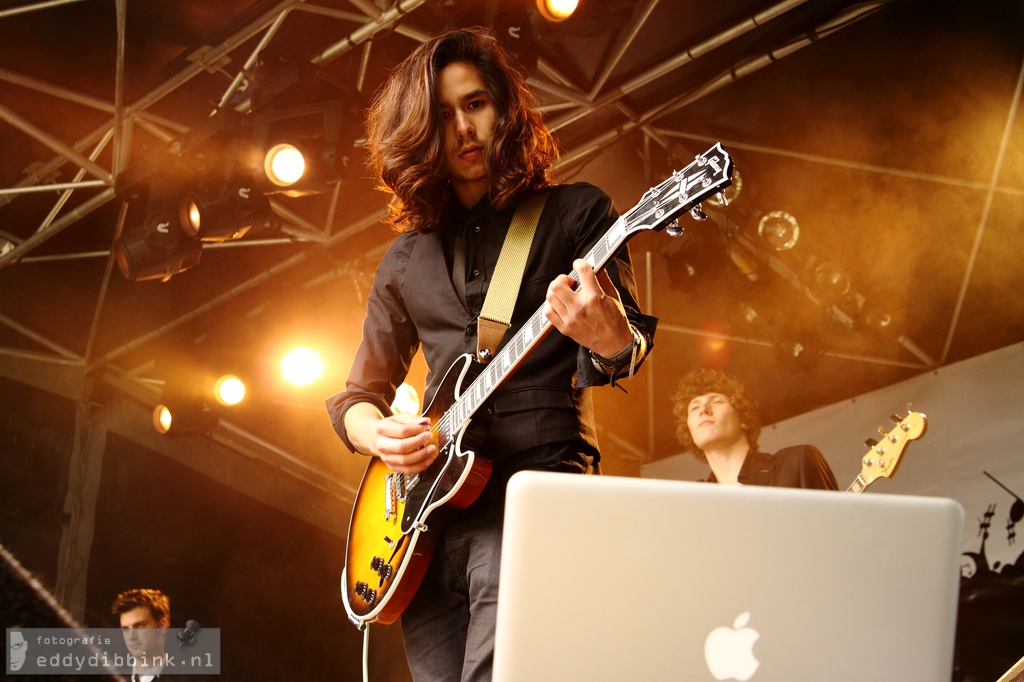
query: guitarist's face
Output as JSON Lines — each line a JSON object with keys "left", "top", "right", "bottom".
{"left": 437, "top": 60, "right": 496, "bottom": 208}
{"left": 687, "top": 392, "right": 747, "bottom": 452}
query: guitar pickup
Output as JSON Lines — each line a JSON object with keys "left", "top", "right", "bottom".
{"left": 385, "top": 473, "right": 411, "bottom": 521}
{"left": 396, "top": 473, "right": 408, "bottom": 502}
{"left": 384, "top": 473, "right": 397, "bottom": 520}
{"left": 354, "top": 581, "right": 377, "bottom": 605}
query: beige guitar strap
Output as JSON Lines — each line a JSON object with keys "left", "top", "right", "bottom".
{"left": 476, "top": 190, "right": 550, "bottom": 363}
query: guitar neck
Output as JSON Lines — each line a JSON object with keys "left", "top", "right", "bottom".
{"left": 846, "top": 476, "right": 870, "bottom": 494}
{"left": 447, "top": 214, "right": 632, "bottom": 433}
{"left": 443, "top": 143, "right": 734, "bottom": 436}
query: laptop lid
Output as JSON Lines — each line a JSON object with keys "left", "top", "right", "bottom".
{"left": 494, "top": 471, "right": 964, "bottom": 682}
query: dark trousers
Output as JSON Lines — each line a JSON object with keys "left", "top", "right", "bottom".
{"left": 400, "top": 444, "right": 596, "bottom": 681}
{"left": 400, "top": 486, "right": 505, "bottom": 682}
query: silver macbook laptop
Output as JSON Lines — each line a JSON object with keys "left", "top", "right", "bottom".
{"left": 494, "top": 471, "right": 964, "bottom": 682}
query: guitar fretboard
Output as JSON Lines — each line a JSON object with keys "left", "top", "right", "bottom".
{"left": 847, "top": 476, "right": 870, "bottom": 494}
{"left": 434, "top": 143, "right": 733, "bottom": 445}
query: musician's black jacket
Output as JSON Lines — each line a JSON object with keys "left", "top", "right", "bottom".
{"left": 325, "top": 182, "right": 657, "bottom": 471}
{"left": 702, "top": 445, "right": 840, "bottom": 490}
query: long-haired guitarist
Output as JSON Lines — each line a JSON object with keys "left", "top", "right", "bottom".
{"left": 672, "top": 367, "right": 838, "bottom": 489}
{"left": 325, "top": 27, "right": 657, "bottom": 681}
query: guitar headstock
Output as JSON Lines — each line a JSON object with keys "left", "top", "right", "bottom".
{"left": 623, "top": 142, "right": 734, "bottom": 237}
{"left": 858, "top": 411, "right": 927, "bottom": 487}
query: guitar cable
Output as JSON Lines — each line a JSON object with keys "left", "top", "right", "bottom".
{"left": 361, "top": 625, "right": 370, "bottom": 682}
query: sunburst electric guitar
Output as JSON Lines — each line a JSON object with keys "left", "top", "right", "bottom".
{"left": 846, "top": 411, "right": 927, "bottom": 493}
{"left": 340, "top": 143, "right": 736, "bottom": 628}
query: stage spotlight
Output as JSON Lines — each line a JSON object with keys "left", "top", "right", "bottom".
{"left": 151, "top": 359, "right": 243, "bottom": 436}
{"left": 808, "top": 261, "right": 851, "bottom": 305}
{"left": 247, "top": 60, "right": 361, "bottom": 196}
{"left": 114, "top": 199, "right": 202, "bottom": 282}
{"left": 259, "top": 137, "right": 340, "bottom": 195}
{"left": 179, "top": 174, "right": 270, "bottom": 243}
{"left": 153, "top": 404, "right": 173, "bottom": 434}
{"left": 537, "top": 0, "right": 578, "bottom": 22}
{"left": 774, "top": 338, "right": 819, "bottom": 372}
{"left": 757, "top": 211, "right": 800, "bottom": 251}
{"left": 252, "top": 101, "right": 354, "bottom": 197}
{"left": 737, "top": 303, "right": 759, "bottom": 327}
{"left": 264, "top": 143, "right": 305, "bottom": 187}
{"left": 281, "top": 347, "right": 324, "bottom": 386}
{"left": 152, "top": 400, "right": 218, "bottom": 436}
{"left": 214, "top": 374, "right": 246, "bottom": 406}
{"left": 857, "top": 297, "right": 896, "bottom": 335}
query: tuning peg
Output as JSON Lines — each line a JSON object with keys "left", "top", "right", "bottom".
{"left": 864, "top": 438, "right": 878, "bottom": 448}
{"left": 690, "top": 205, "right": 707, "bottom": 222}
{"left": 889, "top": 414, "right": 902, "bottom": 424}
{"left": 877, "top": 426, "right": 888, "bottom": 437}
{"left": 666, "top": 220, "right": 684, "bottom": 237}
{"left": 715, "top": 192, "right": 729, "bottom": 207}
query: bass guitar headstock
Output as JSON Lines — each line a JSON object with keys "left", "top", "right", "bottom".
{"left": 858, "top": 411, "right": 927, "bottom": 488}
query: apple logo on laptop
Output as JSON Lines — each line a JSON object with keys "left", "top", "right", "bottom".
{"left": 704, "top": 611, "right": 760, "bottom": 681}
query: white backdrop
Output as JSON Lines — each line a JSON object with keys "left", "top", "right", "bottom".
{"left": 642, "top": 342, "right": 1024, "bottom": 571}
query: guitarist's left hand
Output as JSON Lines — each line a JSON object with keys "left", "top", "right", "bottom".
{"left": 545, "top": 258, "right": 633, "bottom": 356}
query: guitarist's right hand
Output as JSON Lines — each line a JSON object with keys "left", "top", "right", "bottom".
{"left": 344, "top": 402, "right": 438, "bottom": 474}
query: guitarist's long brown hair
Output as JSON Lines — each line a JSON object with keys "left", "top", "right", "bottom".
{"left": 365, "top": 27, "right": 558, "bottom": 235}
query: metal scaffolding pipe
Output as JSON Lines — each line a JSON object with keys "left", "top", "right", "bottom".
{"left": 0, "top": 312, "right": 81, "bottom": 360}
{"left": 549, "top": 0, "right": 816, "bottom": 133}
{"left": 0, "top": 0, "right": 88, "bottom": 19}
{"left": 558, "top": 2, "right": 887, "bottom": 169}
{"left": 0, "top": 181, "right": 107, "bottom": 196}
{"left": 310, "top": 0, "right": 426, "bottom": 65}
{"left": 0, "top": 188, "right": 116, "bottom": 270}
{"left": 0, "top": 103, "right": 113, "bottom": 183}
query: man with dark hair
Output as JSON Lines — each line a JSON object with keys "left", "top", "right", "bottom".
{"left": 111, "top": 589, "right": 169, "bottom": 681}
{"left": 672, "top": 367, "right": 838, "bottom": 489}
{"left": 326, "top": 26, "right": 656, "bottom": 681}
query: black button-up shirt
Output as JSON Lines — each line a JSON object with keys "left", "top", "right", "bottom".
{"left": 326, "top": 182, "right": 657, "bottom": 469}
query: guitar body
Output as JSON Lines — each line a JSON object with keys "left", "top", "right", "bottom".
{"left": 343, "top": 354, "right": 493, "bottom": 626}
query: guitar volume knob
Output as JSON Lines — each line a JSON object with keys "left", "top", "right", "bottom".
{"left": 370, "top": 556, "right": 394, "bottom": 581}
{"left": 354, "top": 581, "right": 378, "bottom": 605}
